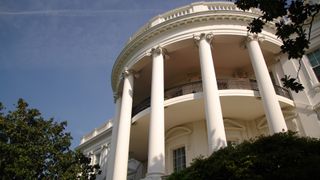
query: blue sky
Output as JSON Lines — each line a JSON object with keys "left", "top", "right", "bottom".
{"left": 0, "top": 0, "right": 202, "bottom": 148}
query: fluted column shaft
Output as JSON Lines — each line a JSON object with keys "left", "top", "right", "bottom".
{"left": 147, "top": 47, "right": 165, "bottom": 179}
{"left": 196, "top": 33, "right": 227, "bottom": 153}
{"left": 109, "top": 70, "right": 134, "bottom": 180}
{"left": 246, "top": 34, "right": 287, "bottom": 133}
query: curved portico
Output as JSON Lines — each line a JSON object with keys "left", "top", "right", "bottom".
{"left": 108, "top": 2, "right": 295, "bottom": 179}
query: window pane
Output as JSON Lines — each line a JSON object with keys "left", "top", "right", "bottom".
{"left": 307, "top": 49, "right": 320, "bottom": 82}
{"left": 313, "top": 66, "right": 320, "bottom": 82}
{"left": 309, "top": 52, "right": 320, "bottom": 67}
{"left": 308, "top": 53, "right": 318, "bottom": 67}
{"left": 314, "top": 49, "right": 320, "bottom": 61}
{"left": 173, "top": 147, "right": 186, "bottom": 172}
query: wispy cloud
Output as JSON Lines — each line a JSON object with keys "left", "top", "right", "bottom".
{"left": 0, "top": 9, "right": 162, "bottom": 16}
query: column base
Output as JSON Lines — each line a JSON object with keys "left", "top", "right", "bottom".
{"left": 143, "top": 173, "right": 166, "bottom": 180}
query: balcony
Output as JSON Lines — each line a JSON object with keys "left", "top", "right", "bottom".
{"left": 132, "top": 79, "right": 292, "bottom": 117}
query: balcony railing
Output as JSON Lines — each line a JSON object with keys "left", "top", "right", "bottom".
{"left": 132, "top": 79, "right": 292, "bottom": 117}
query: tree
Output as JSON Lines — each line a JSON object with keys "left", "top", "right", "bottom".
{"left": 0, "top": 99, "right": 101, "bottom": 179}
{"left": 167, "top": 132, "right": 320, "bottom": 180}
{"left": 235, "top": 0, "right": 320, "bottom": 93}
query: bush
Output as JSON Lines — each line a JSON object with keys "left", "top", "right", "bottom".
{"left": 167, "top": 132, "right": 320, "bottom": 180}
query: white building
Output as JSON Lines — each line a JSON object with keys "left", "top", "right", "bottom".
{"left": 77, "top": 1, "right": 320, "bottom": 180}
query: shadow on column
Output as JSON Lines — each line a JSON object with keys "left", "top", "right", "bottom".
{"left": 208, "top": 129, "right": 227, "bottom": 152}
{"left": 144, "top": 154, "right": 165, "bottom": 180}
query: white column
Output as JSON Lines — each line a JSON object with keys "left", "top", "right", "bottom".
{"left": 246, "top": 34, "right": 287, "bottom": 133}
{"left": 109, "top": 70, "right": 134, "bottom": 180}
{"left": 195, "top": 33, "right": 227, "bottom": 153}
{"left": 106, "top": 96, "right": 121, "bottom": 180}
{"left": 147, "top": 47, "right": 165, "bottom": 179}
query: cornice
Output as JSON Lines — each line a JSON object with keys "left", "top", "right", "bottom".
{"left": 111, "top": 7, "right": 278, "bottom": 93}
{"left": 77, "top": 126, "right": 113, "bottom": 150}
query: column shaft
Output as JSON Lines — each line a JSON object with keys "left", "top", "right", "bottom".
{"left": 246, "top": 37, "right": 287, "bottom": 133}
{"left": 106, "top": 97, "right": 121, "bottom": 180}
{"left": 110, "top": 72, "right": 134, "bottom": 180}
{"left": 197, "top": 33, "right": 227, "bottom": 153}
{"left": 147, "top": 47, "right": 165, "bottom": 178}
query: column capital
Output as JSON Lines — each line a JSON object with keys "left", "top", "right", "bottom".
{"left": 151, "top": 46, "right": 164, "bottom": 56}
{"left": 193, "top": 32, "right": 214, "bottom": 45}
{"left": 101, "top": 144, "right": 108, "bottom": 150}
{"left": 247, "top": 33, "right": 265, "bottom": 43}
{"left": 146, "top": 46, "right": 169, "bottom": 60}
{"left": 122, "top": 68, "right": 136, "bottom": 78}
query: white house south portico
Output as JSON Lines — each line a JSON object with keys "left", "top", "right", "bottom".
{"left": 78, "top": 2, "right": 320, "bottom": 180}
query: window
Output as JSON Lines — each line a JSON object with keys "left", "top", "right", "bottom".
{"left": 307, "top": 49, "right": 320, "bottom": 82}
{"left": 173, "top": 147, "right": 186, "bottom": 172}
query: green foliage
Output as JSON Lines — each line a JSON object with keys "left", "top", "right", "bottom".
{"left": 235, "top": 0, "right": 320, "bottom": 59}
{"left": 0, "top": 99, "right": 101, "bottom": 179}
{"left": 167, "top": 132, "right": 320, "bottom": 180}
{"left": 281, "top": 75, "right": 304, "bottom": 92}
{"left": 235, "top": 0, "right": 320, "bottom": 92}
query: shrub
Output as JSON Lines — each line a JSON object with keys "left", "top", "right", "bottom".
{"left": 167, "top": 132, "right": 320, "bottom": 180}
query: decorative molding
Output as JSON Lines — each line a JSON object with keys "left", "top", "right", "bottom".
{"left": 223, "top": 118, "right": 246, "bottom": 131}
{"left": 121, "top": 68, "right": 136, "bottom": 79}
{"left": 145, "top": 49, "right": 152, "bottom": 57}
{"left": 314, "top": 102, "right": 320, "bottom": 120}
{"left": 146, "top": 46, "right": 169, "bottom": 60}
{"left": 151, "top": 46, "right": 163, "bottom": 56}
{"left": 123, "top": 69, "right": 134, "bottom": 77}
{"left": 165, "top": 126, "right": 192, "bottom": 142}
{"left": 101, "top": 144, "right": 108, "bottom": 150}
{"left": 255, "top": 108, "right": 296, "bottom": 131}
{"left": 247, "top": 32, "right": 265, "bottom": 43}
{"left": 256, "top": 117, "right": 268, "bottom": 130}
{"left": 282, "top": 108, "right": 298, "bottom": 120}
{"left": 314, "top": 102, "right": 320, "bottom": 111}
{"left": 193, "top": 32, "right": 214, "bottom": 47}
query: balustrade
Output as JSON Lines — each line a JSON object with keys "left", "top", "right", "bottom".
{"left": 131, "top": 79, "right": 292, "bottom": 117}
{"left": 126, "top": 1, "right": 261, "bottom": 44}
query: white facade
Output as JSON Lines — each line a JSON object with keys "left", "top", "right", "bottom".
{"left": 78, "top": 1, "right": 320, "bottom": 180}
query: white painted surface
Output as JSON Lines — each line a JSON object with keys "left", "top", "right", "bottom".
{"left": 247, "top": 37, "right": 287, "bottom": 133}
{"left": 78, "top": 2, "right": 320, "bottom": 179}
{"left": 112, "top": 73, "right": 134, "bottom": 180}
{"left": 146, "top": 48, "right": 165, "bottom": 179}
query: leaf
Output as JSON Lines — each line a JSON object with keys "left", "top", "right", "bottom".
{"left": 281, "top": 75, "right": 304, "bottom": 93}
